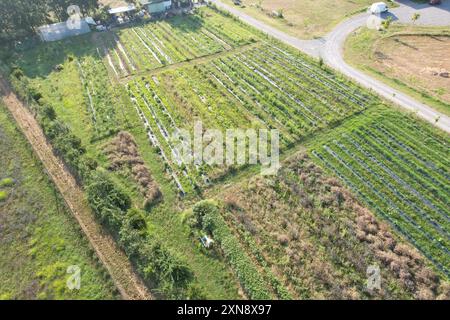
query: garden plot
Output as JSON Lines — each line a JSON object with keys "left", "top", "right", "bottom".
{"left": 124, "top": 40, "right": 375, "bottom": 192}
{"left": 77, "top": 55, "right": 121, "bottom": 139}
{"left": 106, "top": 7, "right": 259, "bottom": 76}
{"left": 311, "top": 111, "right": 450, "bottom": 277}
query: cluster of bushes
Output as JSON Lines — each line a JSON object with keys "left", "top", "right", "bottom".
{"left": 8, "top": 69, "right": 198, "bottom": 299}
{"left": 190, "top": 200, "right": 273, "bottom": 300}
{"left": 86, "top": 170, "right": 198, "bottom": 298}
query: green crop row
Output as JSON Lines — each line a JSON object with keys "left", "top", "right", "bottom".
{"left": 310, "top": 111, "right": 450, "bottom": 278}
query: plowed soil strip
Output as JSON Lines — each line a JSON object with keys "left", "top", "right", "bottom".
{"left": 0, "top": 76, "right": 152, "bottom": 300}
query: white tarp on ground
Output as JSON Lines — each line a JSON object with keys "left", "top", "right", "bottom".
{"left": 38, "top": 19, "right": 91, "bottom": 42}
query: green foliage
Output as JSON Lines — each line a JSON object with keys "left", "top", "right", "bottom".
{"left": 311, "top": 110, "right": 450, "bottom": 277}
{"left": 192, "top": 200, "right": 273, "bottom": 299}
{"left": 0, "top": 102, "right": 116, "bottom": 299}
{"left": 0, "top": 190, "right": 7, "bottom": 201}
{"left": 0, "top": 0, "right": 99, "bottom": 42}
{"left": 382, "top": 16, "right": 393, "bottom": 30}
{"left": 139, "top": 241, "right": 193, "bottom": 297}
{"left": 86, "top": 170, "right": 131, "bottom": 230}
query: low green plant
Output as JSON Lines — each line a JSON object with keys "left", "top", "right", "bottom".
{"left": 0, "top": 190, "right": 8, "bottom": 202}
{"left": 0, "top": 178, "right": 14, "bottom": 187}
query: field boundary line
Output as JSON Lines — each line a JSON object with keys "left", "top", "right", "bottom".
{"left": 0, "top": 75, "right": 153, "bottom": 300}
{"left": 119, "top": 41, "right": 262, "bottom": 83}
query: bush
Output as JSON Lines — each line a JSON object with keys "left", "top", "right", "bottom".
{"left": 86, "top": 170, "right": 131, "bottom": 231}
{"left": 139, "top": 240, "right": 193, "bottom": 298}
{"left": 0, "top": 178, "right": 14, "bottom": 187}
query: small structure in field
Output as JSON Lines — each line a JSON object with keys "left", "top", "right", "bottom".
{"left": 140, "top": 0, "right": 172, "bottom": 14}
{"left": 38, "top": 19, "right": 91, "bottom": 42}
{"left": 200, "top": 235, "right": 214, "bottom": 248}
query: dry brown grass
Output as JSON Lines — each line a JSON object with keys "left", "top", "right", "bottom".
{"left": 220, "top": 152, "right": 448, "bottom": 299}
{"left": 105, "top": 131, "right": 162, "bottom": 206}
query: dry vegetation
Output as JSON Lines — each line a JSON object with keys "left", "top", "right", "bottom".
{"left": 345, "top": 26, "right": 450, "bottom": 115}
{"left": 223, "top": 0, "right": 374, "bottom": 39}
{"left": 104, "top": 132, "right": 162, "bottom": 208}
{"left": 371, "top": 35, "right": 450, "bottom": 104}
{"left": 220, "top": 153, "right": 449, "bottom": 299}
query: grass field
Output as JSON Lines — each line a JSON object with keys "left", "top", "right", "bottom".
{"left": 221, "top": 0, "right": 376, "bottom": 39}
{"left": 344, "top": 25, "right": 450, "bottom": 116}
{"left": 0, "top": 102, "right": 117, "bottom": 300}
{"left": 4, "top": 5, "right": 449, "bottom": 299}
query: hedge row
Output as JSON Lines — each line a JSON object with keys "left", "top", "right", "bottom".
{"left": 9, "top": 70, "right": 198, "bottom": 299}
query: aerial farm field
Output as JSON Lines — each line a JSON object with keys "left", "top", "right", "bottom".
{"left": 345, "top": 25, "right": 450, "bottom": 116}
{"left": 3, "top": 5, "right": 449, "bottom": 299}
{"left": 0, "top": 102, "right": 117, "bottom": 300}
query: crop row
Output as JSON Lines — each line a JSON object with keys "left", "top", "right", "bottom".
{"left": 105, "top": 7, "right": 258, "bottom": 76}
{"left": 311, "top": 114, "right": 450, "bottom": 276}
{"left": 77, "top": 54, "right": 120, "bottom": 139}
{"left": 123, "top": 38, "right": 379, "bottom": 189}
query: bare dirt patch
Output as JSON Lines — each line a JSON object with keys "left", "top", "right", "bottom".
{"left": 372, "top": 35, "right": 450, "bottom": 104}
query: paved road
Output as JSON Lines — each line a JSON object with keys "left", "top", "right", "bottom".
{"left": 210, "top": 0, "right": 450, "bottom": 133}
{"left": 209, "top": 0, "right": 324, "bottom": 57}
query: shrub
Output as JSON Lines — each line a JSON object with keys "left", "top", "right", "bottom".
{"left": 0, "top": 190, "right": 7, "bottom": 202}
{"left": 86, "top": 170, "right": 131, "bottom": 231}
{"left": 139, "top": 241, "right": 193, "bottom": 298}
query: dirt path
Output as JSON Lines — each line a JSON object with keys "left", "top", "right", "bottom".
{"left": 0, "top": 76, "right": 152, "bottom": 300}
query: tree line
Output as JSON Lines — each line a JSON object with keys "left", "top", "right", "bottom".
{"left": 0, "top": 0, "right": 99, "bottom": 42}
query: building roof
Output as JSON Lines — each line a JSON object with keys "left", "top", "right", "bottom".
{"left": 108, "top": 5, "right": 136, "bottom": 14}
{"left": 139, "top": 0, "right": 170, "bottom": 5}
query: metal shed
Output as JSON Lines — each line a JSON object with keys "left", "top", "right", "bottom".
{"left": 38, "top": 19, "right": 91, "bottom": 42}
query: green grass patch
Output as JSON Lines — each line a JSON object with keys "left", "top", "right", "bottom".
{"left": 0, "top": 178, "right": 14, "bottom": 187}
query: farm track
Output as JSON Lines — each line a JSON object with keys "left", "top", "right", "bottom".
{"left": 0, "top": 76, "right": 153, "bottom": 300}
{"left": 119, "top": 41, "right": 262, "bottom": 83}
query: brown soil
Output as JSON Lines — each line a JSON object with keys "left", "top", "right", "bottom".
{"left": 372, "top": 35, "right": 450, "bottom": 103}
{"left": 0, "top": 76, "right": 153, "bottom": 300}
